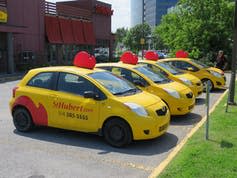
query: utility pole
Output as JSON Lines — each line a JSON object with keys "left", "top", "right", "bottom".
{"left": 142, "top": 0, "right": 144, "bottom": 24}
{"left": 228, "top": 0, "right": 237, "bottom": 104}
{"left": 141, "top": 0, "right": 145, "bottom": 59}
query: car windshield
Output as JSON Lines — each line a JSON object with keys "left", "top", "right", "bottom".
{"left": 190, "top": 59, "right": 208, "bottom": 68}
{"left": 88, "top": 71, "right": 140, "bottom": 96}
{"left": 157, "top": 62, "right": 183, "bottom": 75}
{"left": 135, "top": 66, "right": 170, "bottom": 83}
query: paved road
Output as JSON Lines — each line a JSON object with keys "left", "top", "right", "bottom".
{"left": 0, "top": 74, "right": 230, "bottom": 178}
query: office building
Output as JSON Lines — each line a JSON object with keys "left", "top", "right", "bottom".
{"left": 131, "top": 0, "right": 178, "bottom": 27}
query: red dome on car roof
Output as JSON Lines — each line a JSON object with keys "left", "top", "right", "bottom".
{"left": 73, "top": 51, "right": 96, "bottom": 69}
{"left": 120, "top": 51, "right": 138, "bottom": 65}
{"left": 145, "top": 50, "right": 159, "bottom": 61}
{"left": 176, "top": 50, "right": 189, "bottom": 58}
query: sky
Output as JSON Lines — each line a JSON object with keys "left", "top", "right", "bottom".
{"left": 48, "top": 0, "right": 130, "bottom": 32}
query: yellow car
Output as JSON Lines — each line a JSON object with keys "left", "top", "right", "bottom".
{"left": 96, "top": 59, "right": 195, "bottom": 116}
{"left": 161, "top": 58, "right": 226, "bottom": 90}
{"left": 139, "top": 59, "right": 203, "bottom": 97}
{"left": 9, "top": 52, "right": 170, "bottom": 147}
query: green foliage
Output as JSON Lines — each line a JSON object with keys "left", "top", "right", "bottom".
{"left": 154, "top": 0, "right": 235, "bottom": 61}
{"left": 115, "top": 27, "right": 128, "bottom": 44}
{"left": 124, "top": 23, "right": 151, "bottom": 53}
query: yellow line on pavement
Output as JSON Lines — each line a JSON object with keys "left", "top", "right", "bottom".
{"left": 149, "top": 89, "right": 229, "bottom": 178}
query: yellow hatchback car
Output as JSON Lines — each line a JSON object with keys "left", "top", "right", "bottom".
{"left": 96, "top": 52, "right": 195, "bottom": 116}
{"left": 9, "top": 52, "right": 170, "bottom": 147}
{"left": 161, "top": 58, "right": 226, "bottom": 90}
{"left": 139, "top": 55, "right": 203, "bottom": 97}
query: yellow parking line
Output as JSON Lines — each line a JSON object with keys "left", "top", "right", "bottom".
{"left": 149, "top": 89, "right": 229, "bottom": 178}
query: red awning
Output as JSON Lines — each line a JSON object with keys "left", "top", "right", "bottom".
{"left": 58, "top": 17, "right": 74, "bottom": 44}
{"left": 82, "top": 21, "right": 96, "bottom": 45}
{"left": 45, "top": 16, "right": 62, "bottom": 44}
{"left": 71, "top": 20, "right": 85, "bottom": 44}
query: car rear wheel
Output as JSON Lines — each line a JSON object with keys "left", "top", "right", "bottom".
{"left": 13, "top": 108, "right": 34, "bottom": 132}
{"left": 202, "top": 79, "right": 213, "bottom": 92}
{"left": 103, "top": 118, "right": 132, "bottom": 147}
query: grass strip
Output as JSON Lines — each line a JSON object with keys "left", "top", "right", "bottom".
{"left": 159, "top": 88, "right": 237, "bottom": 178}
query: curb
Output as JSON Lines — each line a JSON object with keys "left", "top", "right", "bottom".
{"left": 0, "top": 75, "right": 23, "bottom": 83}
{"left": 149, "top": 89, "right": 229, "bottom": 178}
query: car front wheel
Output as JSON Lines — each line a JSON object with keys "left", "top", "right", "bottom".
{"left": 202, "top": 79, "right": 213, "bottom": 92}
{"left": 103, "top": 118, "right": 132, "bottom": 147}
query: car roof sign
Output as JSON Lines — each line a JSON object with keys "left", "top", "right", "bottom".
{"left": 120, "top": 51, "right": 138, "bottom": 65}
{"left": 145, "top": 50, "right": 159, "bottom": 61}
{"left": 73, "top": 51, "right": 96, "bottom": 69}
{"left": 175, "top": 50, "right": 189, "bottom": 58}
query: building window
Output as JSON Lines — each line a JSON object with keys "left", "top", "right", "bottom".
{"left": 47, "top": 44, "right": 57, "bottom": 64}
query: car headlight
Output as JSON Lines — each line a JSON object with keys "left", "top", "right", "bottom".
{"left": 124, "top": 102, "right": 148, "bottom": 117}
{"left": 179, "top": 78, "right": 192, "bottom": 86}
{"left": 209, "top": 70, "right": 222, "bottom": 78}
{"left": 163, "top": 88, "right": 181, "bottom": 99}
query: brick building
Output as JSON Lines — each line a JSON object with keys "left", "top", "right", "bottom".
{"left": 0, "top": 0, "right": 114, "bottom": 74}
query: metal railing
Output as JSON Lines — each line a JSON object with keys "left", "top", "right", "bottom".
{"left": 45, "top": 1, "right": 92, "bottom": 20}
{"left": 45, "top": 1, "right": 57, "bottom": 15}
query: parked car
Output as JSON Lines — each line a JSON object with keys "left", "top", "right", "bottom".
{"left": 161, "top": 58, "right": 226, "bottom": 90}
{"left": 9, "top": 51, "right": 170, "bottom": 147}
{"left": 138, "top": 51, "right": 203, "bottom": 97}
{"left": 96, "top": 51, "right": 195, "bottom": 116}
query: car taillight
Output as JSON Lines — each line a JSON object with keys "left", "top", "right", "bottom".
{"left": 12, "top": 87, "right": 19, "bottom": 98}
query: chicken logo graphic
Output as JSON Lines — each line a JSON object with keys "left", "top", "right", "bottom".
{"left": 13, "top": 96, "right": 48, "bottom": 126}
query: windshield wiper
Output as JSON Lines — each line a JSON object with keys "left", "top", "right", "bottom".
{"left": 114, "top": 88, "right": 138, "bottom": 96}
{"left": 154, "top": 80, "right": 164, "bottom": 83}
{"left": 173, "top": 71, "right": 183, "bottom": 75}
{"left": 155, "top": 78, "right": 171, "bottom": 84}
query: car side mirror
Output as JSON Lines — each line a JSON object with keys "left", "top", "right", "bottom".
{"left": 133, "top": 80, "right": 145, "bottom": 87}
{"left": 84, "top": 91, "right": 98, "bottom": 99}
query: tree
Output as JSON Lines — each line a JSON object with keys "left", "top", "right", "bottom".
{"left": 124, "top": 23, "right": 151, "bottom": 53}
{"left": 154, "top": 0, "right": 235, "bottom": 61}
{"left": 115, "top": 27, "right": 128, "bottom": 44}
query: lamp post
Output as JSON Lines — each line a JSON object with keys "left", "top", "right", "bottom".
{"left": 147, "top": 35, "right": 152, "bottom": 50}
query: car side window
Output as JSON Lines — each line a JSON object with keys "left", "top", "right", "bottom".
{"left": 27, "top": 72, "right": 54, "bottom": 89}
{"left": 171, "top": 61, "right": 184, "bottom": 69}
{"left": 172, "top": 61, "right": 198, "bottom": 71}
{"left": 111, "top": 67, "right": 148, "bottom": 86}
{"left": 167, "top": 61, "right": 175, "bottom": 66}
{"left": 144, "top": 63, "right": 168, "bottom": 77}
{"left": 57, "top": 73, "right": 106, "bottom": 100}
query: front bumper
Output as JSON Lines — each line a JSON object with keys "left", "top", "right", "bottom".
{"left": 213, "top": 75, "right": 226, "bottom": 89}
{"left": 189, "top": 83, "right": 203, "bottom": 97}
{"left": 132, "top": 103, "right": 171, "bottom": 140}
{"left": 167, "top": 96, "right": 195, "bottom": 116}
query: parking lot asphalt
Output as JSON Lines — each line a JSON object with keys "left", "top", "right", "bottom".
{"left": 0, "top": 74, "right": 230, "bottom": 178}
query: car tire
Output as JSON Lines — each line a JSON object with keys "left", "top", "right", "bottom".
{"left": 103, "top": 118, "right": 132, "bottom": 147}
{"left": 13, "top": 108, "right": 34, "bottom": 132}
{"left": 202, "top": 79, "right": 213, "bottom": 92}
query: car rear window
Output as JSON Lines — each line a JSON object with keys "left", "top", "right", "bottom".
{"left": 27, "top": 72, "right": 54, "bottom": 89}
